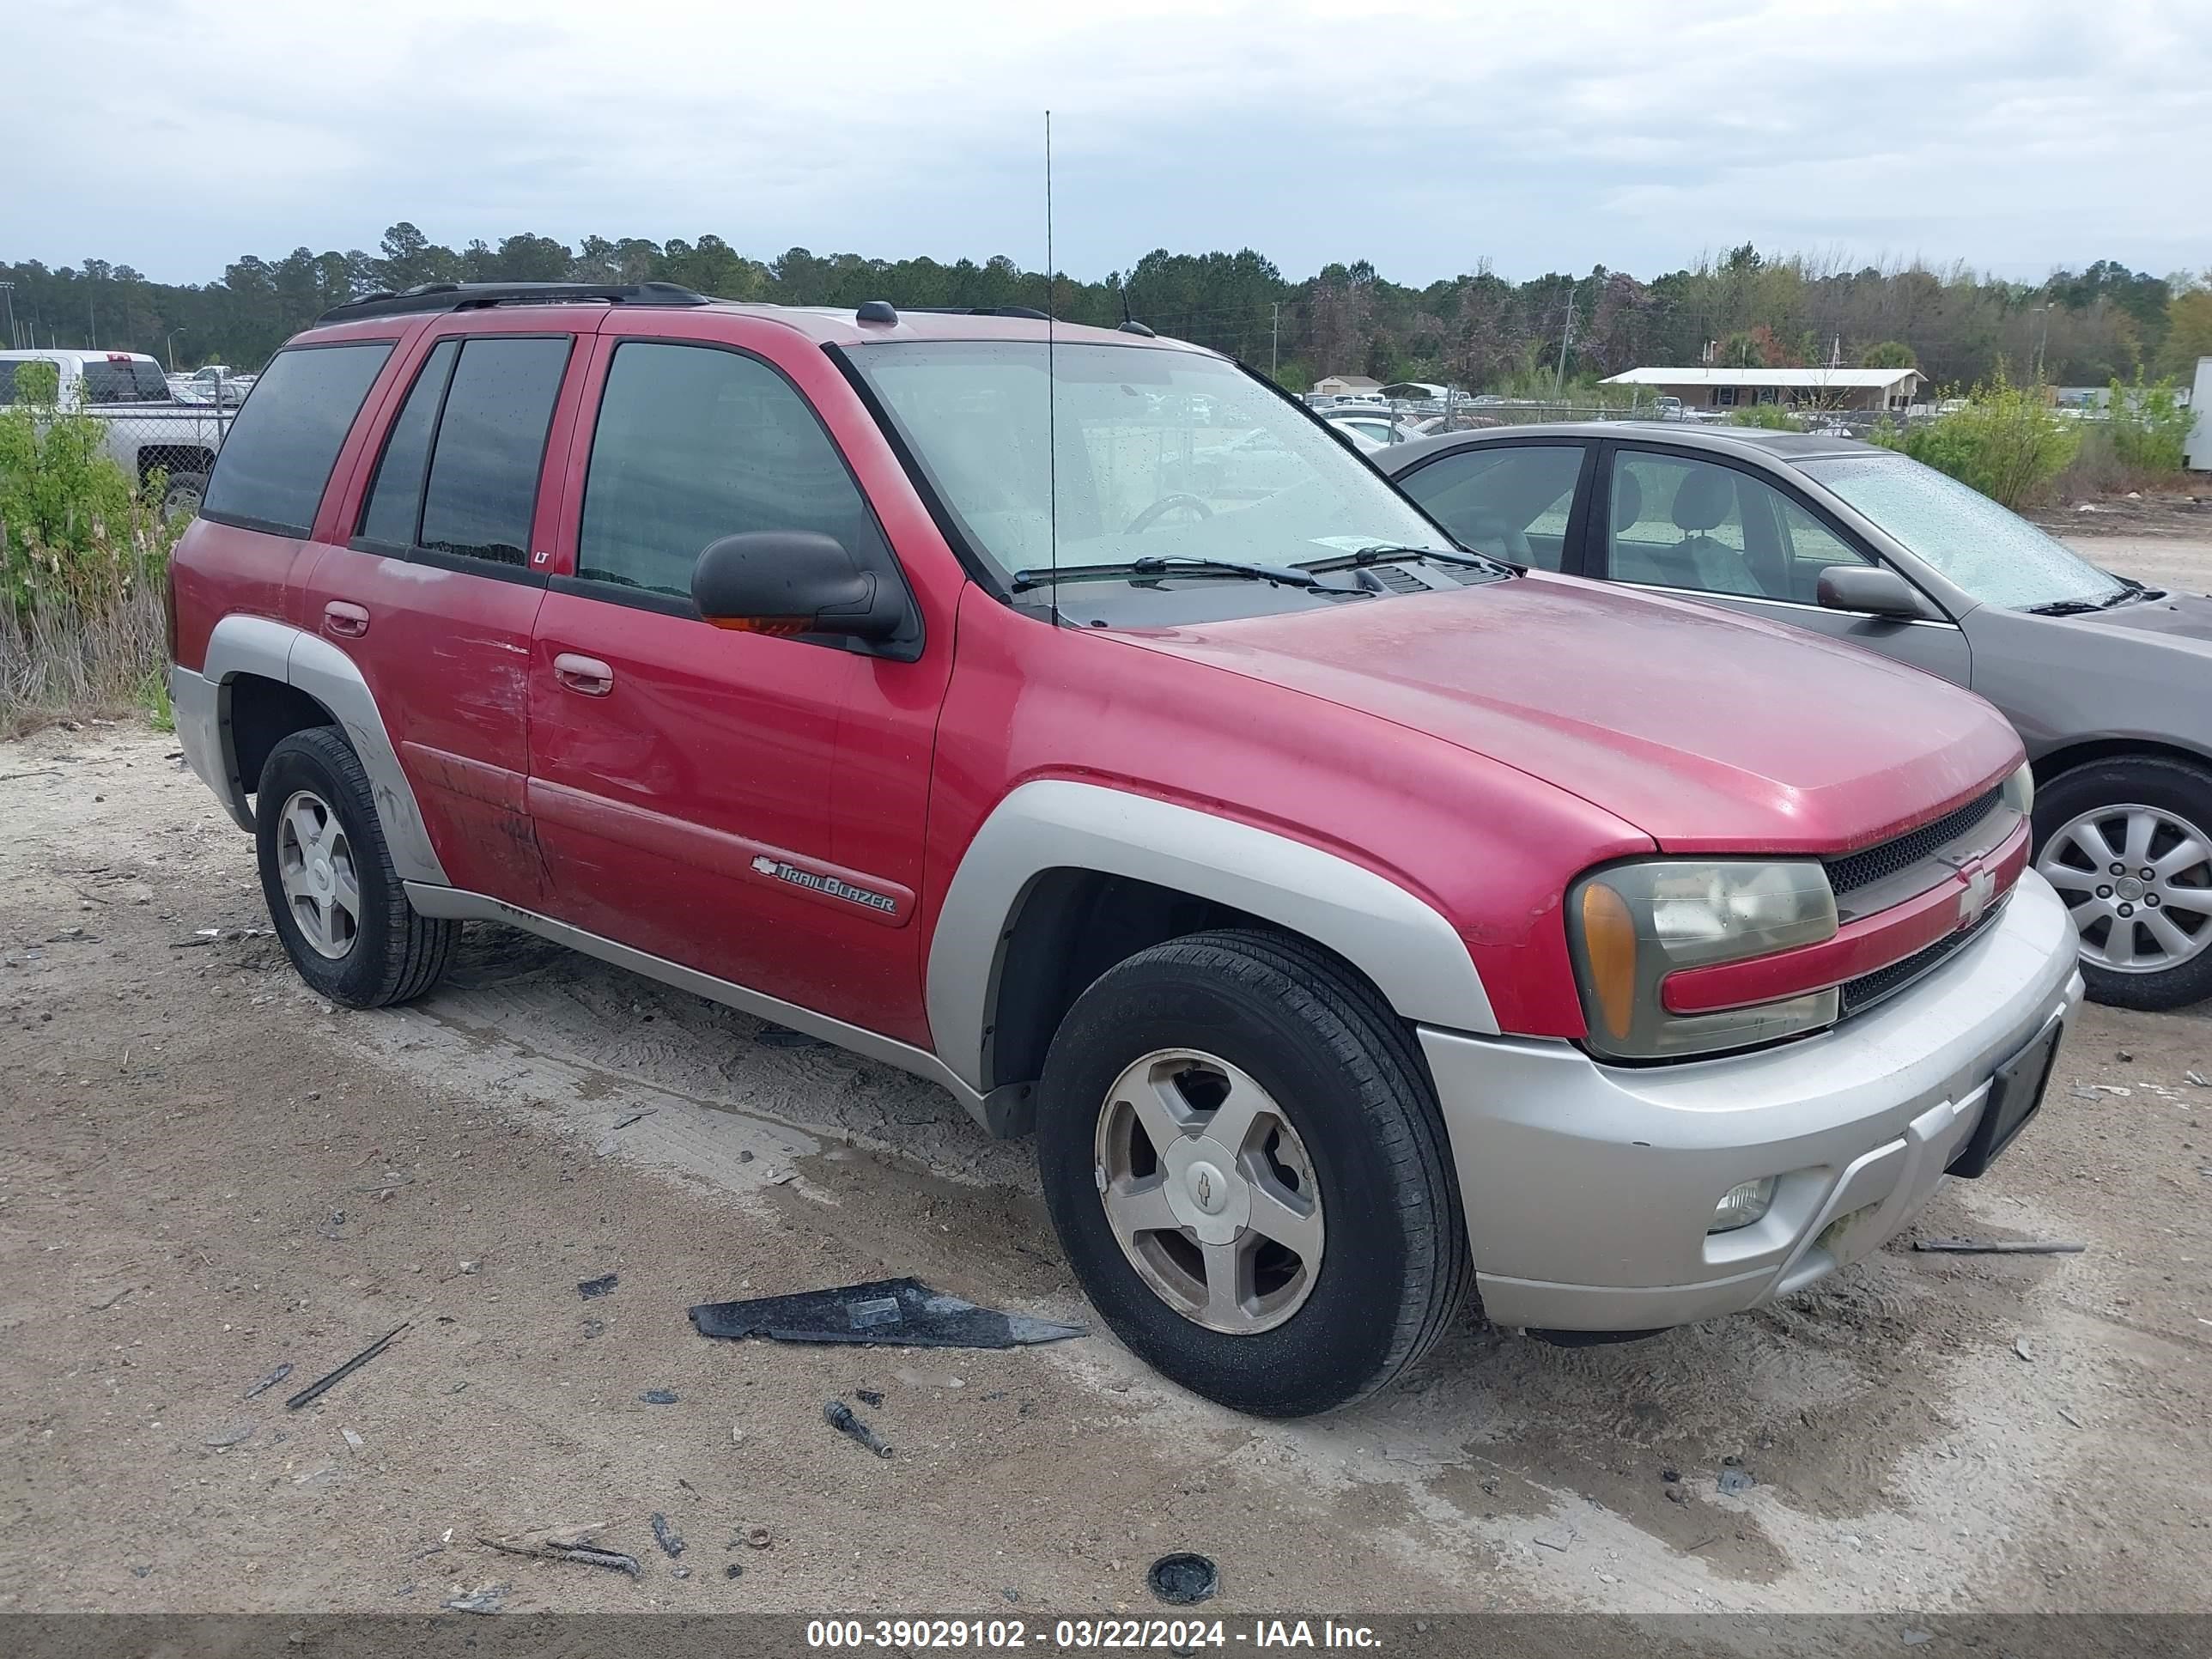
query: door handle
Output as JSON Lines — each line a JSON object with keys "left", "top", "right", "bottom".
{"left": 553, "top": 653, "right": 615, "bottom": 697}
{"left": 322, "top": 600, "right": 369, "bottom": 639}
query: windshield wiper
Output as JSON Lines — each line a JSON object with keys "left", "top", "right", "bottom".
{"left": 2098, "top": 575, "right": 2166, "bottom": 608}
{"left": 1009, "top": 556, "right": 1367, "bottom": 595}
{"left": 1300, "top": 543, "right": 1514, "bottom": 577}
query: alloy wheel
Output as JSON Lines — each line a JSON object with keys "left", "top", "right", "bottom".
{"left": 275, "top": 788, "right": 362, "bottom": 960}
{"left": 2036, "top": 802, "right": 2212, "bottom": 975}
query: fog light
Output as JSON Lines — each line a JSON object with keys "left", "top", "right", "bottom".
{"left": 1708, "top": 1176, "right": 1776, "bottom": 1234}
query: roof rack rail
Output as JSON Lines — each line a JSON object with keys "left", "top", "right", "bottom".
{"left": 316, "top": 281, "right": 711, "bottom": 325}
{"left": 897, "top": 305, "right": 1052, "bottom": 321}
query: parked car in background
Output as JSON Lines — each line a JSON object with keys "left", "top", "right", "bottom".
{"left": 1380, "top": 422, "right": 2212, "bottom": 1011}
{"left": 0, "top": 348, "right": 228, "bottom": 515}
{"left": 168, "top": 283, "right": 2076, "bottom": 1416}
{"left": 168, "top": 363, "right": 256, "bottom": 405}
{"left": 1323, "top": 410, "right": 1424, "bottom": 452}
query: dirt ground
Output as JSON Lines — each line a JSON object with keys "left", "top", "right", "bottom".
{"left": 3, "top": 723, "right": 2210, "bottom": 1623}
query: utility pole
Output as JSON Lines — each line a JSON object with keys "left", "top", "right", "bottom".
{"left": 0, "top": 282, "right": 15, "bottom": 349}
{"left": 1553, "top": 296, "right": 1576, "bottom": 403}
{"left": 1270, "top": 303, "right": 1279, "bottom": 380}
{"left": 2033, "top": 305, "right": 2051, "bottom": 381}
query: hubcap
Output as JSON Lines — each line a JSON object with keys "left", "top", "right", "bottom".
{"left": 2036, "top": 803, "right": 2212, "bottom": 975}
{"left": 1092, "top": 1049, "right": 1323, "bottom": 1335}
{"left": 276, "top": 789, "right": 362, "bottom": 960}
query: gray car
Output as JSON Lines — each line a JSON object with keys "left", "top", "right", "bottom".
{"left": 1376, "top": 422, "right": 2212, "bottom": 1010}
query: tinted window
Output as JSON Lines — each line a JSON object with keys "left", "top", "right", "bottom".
{"left": 416, "top": 336, "right": 571, "bottom": 567}
{"left": 1397, "top": 444, "right": 1582, "bottom": 571}
{"left": 81, "top": 359, "right": 173, "bottom": 404}
{"left": 357, "top": 339, "right": 459, "bottom": 548}
{"left": 1607, "top": 451, "right": 1853, "bottom": 602}
{"left": 201, "top": 343, "right": 392, "bottom": 533}
{"left": 578, "top": 343, "right": 887, "bottom": 600}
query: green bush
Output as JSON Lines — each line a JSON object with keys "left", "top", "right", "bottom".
{"left": 1726, "top": 404, "right": 1803, "bottom": 430}
{"left": 1870, "top": 371, "right": 2077, "bottom": 508}
{"left": 2106, "top": 376, "right": 2193, "bottom": 474}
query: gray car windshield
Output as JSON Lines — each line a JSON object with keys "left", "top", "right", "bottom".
{"left": 1799, "top": 453, "right": 2126, "bottom": 611}
{"left": 846, "top": 340, "right": 1453, "bottom": 588}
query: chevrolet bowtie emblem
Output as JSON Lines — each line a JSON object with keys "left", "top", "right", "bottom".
{"left": 1958, "top": 866, "right": 1997, "bottom": 930}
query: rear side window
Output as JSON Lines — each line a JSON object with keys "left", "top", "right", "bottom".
{"left": 201, "top": 343, "right": 393, "bottom": 535}
{"left": 356, "top": 340, "right": 459, "bottom": 548}
{"left": 576, "top": 342, "right": 889, "bottom": 600}
{"left": 416, "top": 336, "right": 572, "bottom": 567}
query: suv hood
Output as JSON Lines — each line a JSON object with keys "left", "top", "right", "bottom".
{"left": 1109, "top": 574, "right": 2021, "bottom": 854}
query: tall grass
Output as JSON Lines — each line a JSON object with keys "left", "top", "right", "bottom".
{"left": 1, "top": 362, "right": 183, "bottom": 734}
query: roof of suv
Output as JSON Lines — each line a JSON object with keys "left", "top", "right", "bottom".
{"left": 300, "top": 282, "right": 1203, "bottom": 354}
{"left": 1384, "top": 420, "right": 1868, "bottom": 469}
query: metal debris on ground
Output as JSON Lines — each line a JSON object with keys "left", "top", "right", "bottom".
{"left": 479, "top": 1523, "right": 641, "bottom": 1579}
{"left": 854, "top": 1389, "right": 884, "bottom": 1407}
{"left": 1912, "top": 1237, "right": 2086, "bottom": 1255}
{"left": 2014, "top": 1337, "right": 2035, "bottom": 1363}
{"left": 285, "top": 1323, "right": 408, "bottom": 1410}
{"left": 823, "top": 1399, "right": 894, "bottom": 1459}
{"left": 651, "top": 1512, "right": 685, "bottom": 1558}
{"left": 443, "top": 1584, "right": 507, "bottom": 1615}
{"left": 741, "top": 1525, "right": 772, "bottom": 1550}
{"left": 1717, "top": 1462, "right": 1756, "bottom": 1495}
{"left": 88, "top": 1285, "right": 135, "bottom": 1311}
{"left": 725, "top": 1563, "right": 744, "bottom": 1579}
{"left": 578, "top": 1273, "right": 619, "bottom": 1298}
{"left": 1146, "top": 1553, "right": 1219, "bottom": 1606}
{"left": 2058, "top": 1407, "right": 2084, "bottom": 1428}
{"left": 690, "top": 1277, "right": 1086, "bottom": 1350}
{"left": 640, "top": 1389, "right": 678, "bottom": 1405}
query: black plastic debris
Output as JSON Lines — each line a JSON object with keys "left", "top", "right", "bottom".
{"left": 286, "top": 1324, "right": 407, "bottom": 1410}
{"left": 641, "top": 1389, "right": 678, "bottom": 1405}
{"left": 690, "top": 1278, "right": 1085, "bottom": 1350}
{"left": 823, "top": 1398, "right": 893, "bottom": 1458}
{"left": 578, "top": 1273, "right": 619, "bottom": 1299}
{"left": 651, "top": 1512, "right": 685, "bottom": 1558}
{"left": 854, "top": 1389, "right": 884, "bottom": 1407}
{"left": 725, "top": 1563, "right": 744, "bottom": 1580}
{"left": 1146, "top": 1553, "right": 1218, "bottom": 1606}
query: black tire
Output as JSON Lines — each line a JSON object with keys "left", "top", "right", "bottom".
{"left": 2033, "top": 754, "right": 2212, "bottom": 1011}
{"left": 161, "top": 471, "right": 208, "bottom": 519}
{"left": 1036, "top": 927, "right": 1470, "bottom": 1417}
{"left": 255, "top": 726, "right": 456, "bottom": 1008}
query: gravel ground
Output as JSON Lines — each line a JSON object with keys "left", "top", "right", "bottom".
{"left": 3, "top": 726, "right": 2210, "bottom": 1621}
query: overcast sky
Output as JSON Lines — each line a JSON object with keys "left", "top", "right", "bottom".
{"left": 9, "top": 0, "right": 2209, "bottom": 287}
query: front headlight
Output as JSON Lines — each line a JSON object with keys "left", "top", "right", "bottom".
{"left": 2000, "top": 761, "right": 2034, "bottom": 818}
{"left": 1568, "top": 860, "right": 1840, "bottom": 1060}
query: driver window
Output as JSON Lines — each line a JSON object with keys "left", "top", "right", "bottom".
{"left": 577, "top": 343, "right": 890, "bottom": 602}
{"left": 1395, "top": 444, "right": 1583, "bottom": 570}
{"left": 1607, "top": 453, "right": 1765, "bottom": 597}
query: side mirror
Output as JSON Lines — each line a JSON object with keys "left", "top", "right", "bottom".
{"left": 1816, "top": 564, "right": 1933, "bottom": 622}
{"left": 691, "top": 532, "right": 903, "bottom": 642}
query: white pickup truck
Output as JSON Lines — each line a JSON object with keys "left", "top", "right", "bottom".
{"left": 0, "top": 349, "right": 230, "bottom": 514}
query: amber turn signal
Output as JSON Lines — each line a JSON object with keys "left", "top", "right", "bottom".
{"left": 1579, "top": 881, "right": 1638, "bottom": 1041}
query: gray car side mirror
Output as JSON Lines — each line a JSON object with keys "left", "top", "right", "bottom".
{"left": 1816, "top": 564, "right": 1935, "bottom": 622}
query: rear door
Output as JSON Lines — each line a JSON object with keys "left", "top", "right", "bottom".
{"left": 525, "top": 314, "right": 948, "bottom": 1042}
{"left": 307, "top": 310, "right": 597, "bottom": 905}
{"left": 1592, "top": 442, "right": 1972, "bottom": 684}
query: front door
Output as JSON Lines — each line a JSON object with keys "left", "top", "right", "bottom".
{"left": 307, "top": 314, "right": 592, "bottom": 905}
{"left": 1595, "top": 445, "right": 1972, "bottom": 685}
{"left": 526, "top": 324, "right": 944, "bottom": 1042}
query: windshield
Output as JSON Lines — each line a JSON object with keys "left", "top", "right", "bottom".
{"left": 845, "top": 341, "right": 1453, "bottom": 589}
{"left": 80, "top": 358, "right": 175, "bottom": 404}
{"left": 1799, "top": 453, "right": 2125, "bottom": 611}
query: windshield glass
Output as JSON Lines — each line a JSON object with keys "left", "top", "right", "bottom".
{"left": 1800, "top": 453, "right": 2125, "bottom": 610}
{"left": 80, "top": 358, "right": 175, "bottom": 404}
{"left": 845, "top": 341, "right": 1452, "bottom": 588}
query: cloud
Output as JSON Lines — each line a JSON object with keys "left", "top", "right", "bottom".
{"left": 5, "top": 0, "right": 2206, "bottom": 283}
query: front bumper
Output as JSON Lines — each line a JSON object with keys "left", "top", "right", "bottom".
{"left": 1421, "top": 869, "right": 2083, "bottom": 1332}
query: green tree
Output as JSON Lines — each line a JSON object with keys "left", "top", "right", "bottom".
{"left": 1858, "top": 340, "right": 1917, "bottom": 368}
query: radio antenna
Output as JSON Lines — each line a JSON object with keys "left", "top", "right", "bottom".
{"left": 1043, "top": 108, "right": 1060, "bottom": 626}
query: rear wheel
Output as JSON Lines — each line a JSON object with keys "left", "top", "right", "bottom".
{"left": 1036, "top": 929, "right": 1468, "bottom": 1416}
{"left": 2033, "top": 755, "right": 2212, "bottom": 1010}
{"left": 161, "top": 471, "right": 208, "bottom": 519}
{"left": 255, "top": 727, "right": 456, "bottom": 1008}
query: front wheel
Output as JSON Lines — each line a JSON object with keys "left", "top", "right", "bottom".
{"left": 1036, "top": 929, "right": 1469, "bottom": 1416}
{"left": 2033, "top": 755, "right": 2212, "bottom": 1010}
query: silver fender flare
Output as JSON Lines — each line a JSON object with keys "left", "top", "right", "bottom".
{"left": 925, "top": 778, "right": 1498, "bottom": 1093}
{"left": 189, "top": 614, "right": 449, "bottom": 885}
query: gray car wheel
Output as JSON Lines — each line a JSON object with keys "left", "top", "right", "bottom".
{"left": 2033, "top": 755, "right": 2212, "bottom": 1010}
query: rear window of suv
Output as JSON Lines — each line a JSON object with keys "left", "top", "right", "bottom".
{"left": 200, "top": 343, "right": 393, "bottom": 535}
{"left": 79, "top": 358, "right": 173, "bottom": 404}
